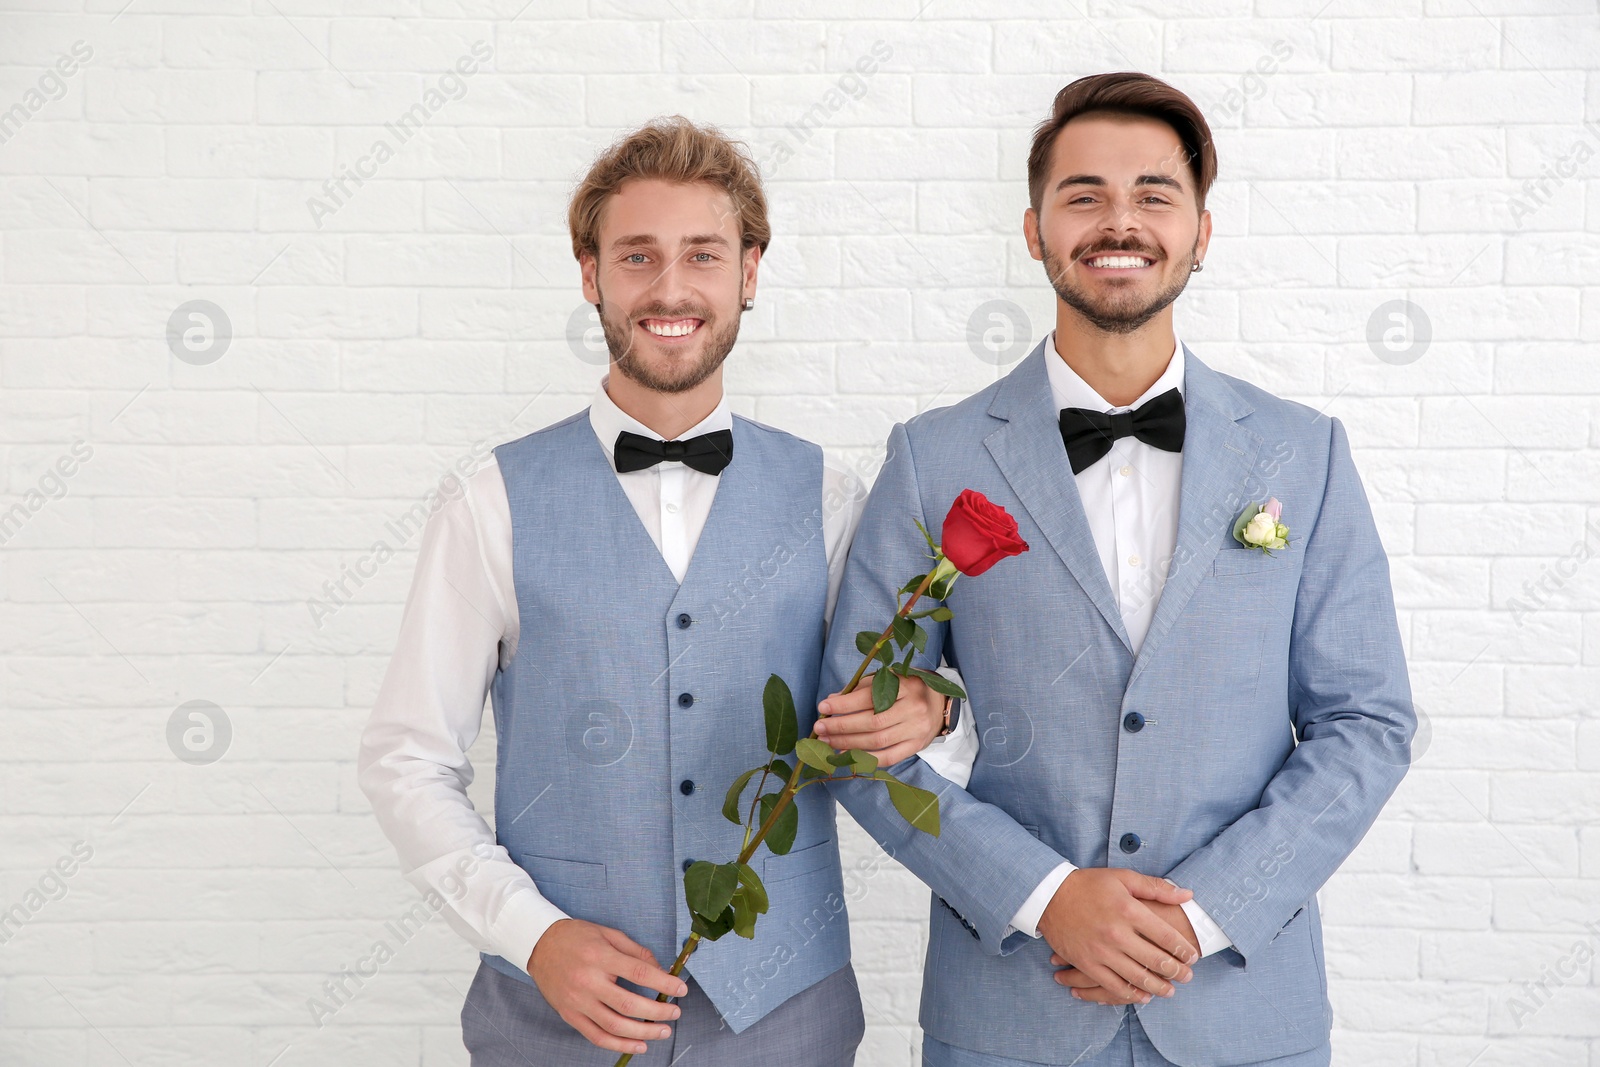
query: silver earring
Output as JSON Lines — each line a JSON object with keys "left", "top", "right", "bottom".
{"left": 742, "top": 297, "right": 755, "bottom": 310}
{"left": 1190, "top": 260, "right": 1204, "bottom": 273}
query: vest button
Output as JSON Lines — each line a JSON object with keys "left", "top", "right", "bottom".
{"left": 1119, "top": 832, "right": 1142, "bottom": 854}
{"left": 678, "top": 693, "right": 694, "bottom": 708}
{"left": 680, "top": 779, "right": 695, "bottom": 795}
{"left": 677, "top": 613, "right": 692, "bottom": 629}
{"left": 682, "top": 858, "right": 693, "bottom": 873}
{"left": 1123, "top": 712, "right": 1145, "bottom": 733}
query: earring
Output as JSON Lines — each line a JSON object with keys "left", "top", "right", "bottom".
{"left": 742, "top": 297, "right": 755, "bottom": 310}
{"left": 1190, "top": 260, "right": 1204, "bottom": 273}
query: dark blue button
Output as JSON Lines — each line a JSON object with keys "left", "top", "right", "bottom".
{"left": 679, "top": 779, "right": 695, "bottom": 795}
{"left": 682, "top": 858, "right": 694, "bottom": 873}
{"left": 677, "top": 613, "right": 692, "bottom": 629}
{"left": 1120, "top": 832, "right": 1141, "bottom": 854}
{"left": 678, "top": 692, "right": 694, "bottom": 708}
{"left": 1123, "top": 712, "right": 1145, "bottom": 733}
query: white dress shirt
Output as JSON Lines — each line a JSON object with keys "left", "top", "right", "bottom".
{"left": 358, "top": 376, "right": 976, "bottom": 972}
{"left": 1002, "top": 329, "right": 1234, "bottom": 958}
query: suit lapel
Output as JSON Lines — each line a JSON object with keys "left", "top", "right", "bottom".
{"left": 984, "top": 341, "right": 1133, "bottom": 654}
{"left": 982, "top": 340, "right": 1264, "bottom": 673}
{"left": 1126, "top": 345, "right": 1262, "bottom": 688}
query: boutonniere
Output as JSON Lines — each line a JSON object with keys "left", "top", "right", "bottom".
{"left": 1233, "top": 496, "right": 1290, "bottom": 554}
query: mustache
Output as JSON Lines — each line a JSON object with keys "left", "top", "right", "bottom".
{"left": 1076, "top": 242, "right": 1162, "bottom": 261}
{"left": 632, "top": 305, "right": 713, "bottom": 322}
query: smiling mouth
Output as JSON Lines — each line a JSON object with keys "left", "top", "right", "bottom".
{"left": 1083, "top": 253, "right": 1157, "bottom": 271}
{"left": 638, "top": 317, "right": 705, "bottom": 340}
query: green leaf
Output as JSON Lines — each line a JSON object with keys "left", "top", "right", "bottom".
{"left": 722, "top": 766, "right": 762, "bottom": 825}
{"left": 849, "top": 748, "right": 878, "bottom": 775}
{"left": 794, "top": 737, "right": 836, "bottom": 773}
{"left": 826, "top": 749, "right": 856, "bottom": 767}
{"left": 928, "top": 574, "right": 954, "bottom": 601}
{"left": 683, "top": 861, "right": 740, "bottom": 922}
{"left": 730, "top": 888, "right": 758, "bottom": 939}
{"left": 929, "top": 607, "right": 953, "bottom": 622}
{"left": 800, "top": 762, "right": 830, "bottom": 780}
{"left": 855, "top": 630, "right": 882, "bottom": 657}
{"left": 758, "top": 793, "right": 799, "bottom": 856}
{"left": 763, "top": 674, "right": 798, "bottom": 756}
{"left": 891, "top": 616, "right": 915, "bottom": 649}
{"left": 912, "top": 517, "right": 937, "bottom": 553}
{"left": 871, "top": 667, "right": 900, "bottom": 713}
{"left": 884, "top": 778, "right": 941, "bottom": 837}
{"left": 900, "top": 573, "right": 929, "bottom": 595}
{"left": 736, "top": 863, "right": 769, "bottom": 914}
{"left": 908, "top": 620, "right": 929, "bottom": 653}
{"left": 691, "top": 904, "right": 735, "bottom": 942}
{"left": 905, "top": 666, "right": 967, "bottom": 700}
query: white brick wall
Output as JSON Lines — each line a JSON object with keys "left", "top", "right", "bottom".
{"left": 1, "top": 3, "right": 1595, "bottom": 1064}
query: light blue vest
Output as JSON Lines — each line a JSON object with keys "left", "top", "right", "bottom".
{"left": 485, "top": 410, "right": 851, "bottom": 1033}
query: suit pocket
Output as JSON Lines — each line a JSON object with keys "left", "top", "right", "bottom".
{"left": 763, "top": 839, "right": 834, "bottom": 884}
{"left": 515, "top": 852, "right": 608, "bottom": 890}
{"left": 1212, "top": 548, "right": 1291, "bottom": 577}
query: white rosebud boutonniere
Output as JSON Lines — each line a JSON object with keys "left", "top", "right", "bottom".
{"left": 1233, "top": 496, "right": 1290, "bottom": 554}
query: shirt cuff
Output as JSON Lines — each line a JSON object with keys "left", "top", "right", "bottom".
{"left": 486, "top": 889, "right": 572, "bottom": 974}
{"left": 406, "top": 848, "right": 572, "bottom": 975}
{"left": 1006, "top": 860, "right": 1077, "bottom": 938}
{"left": 1179, "top": 897, "right": 1233, "bottom": 958}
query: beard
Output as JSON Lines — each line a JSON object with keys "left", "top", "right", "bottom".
{"left": 597, "top": 284, "right": 741, "bottom": 395}
{"left": 1039, "top": 234, "right": 1197, "bottom": 336}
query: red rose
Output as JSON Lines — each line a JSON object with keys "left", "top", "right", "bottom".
{"left": 939, "top": 489, "right": 1029, "bottom": 577}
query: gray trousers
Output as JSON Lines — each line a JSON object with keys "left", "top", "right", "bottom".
{"left": 923, "top": 1005, "right": 1332, "bottom": 1067}
{"left": 461, "top": 959, "right": 865, "bottom": 1067}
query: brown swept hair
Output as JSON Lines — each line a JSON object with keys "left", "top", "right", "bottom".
{"left": 1027, "top": 72, "right": 1217, "bottom": 216}
{"left": 567, "top": 115, "right": 771, "bottom": 262}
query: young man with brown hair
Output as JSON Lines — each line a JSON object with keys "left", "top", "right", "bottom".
{"left": 820, "top": 72, "right": 1413, "bottom": 1067}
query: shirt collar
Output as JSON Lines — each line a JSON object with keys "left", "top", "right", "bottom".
{"left": 588, "top": 373, "right": 734, "bottom": 465}
{"left": 1046, "top": 328, "right": 1186, "bottom": 414}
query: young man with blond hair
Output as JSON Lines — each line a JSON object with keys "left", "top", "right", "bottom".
{"left": 359, "top": 117, "right": 962, "bottom": 1065}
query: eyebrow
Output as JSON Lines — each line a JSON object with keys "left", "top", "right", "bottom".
{"left": 1054, "top": 174, "right": 1185, "bottom": 195}
{"left": 609, "top": 232, "right": 733, "bottom": 249}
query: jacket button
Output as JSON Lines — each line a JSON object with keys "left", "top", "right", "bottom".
{"left": 1120, "top": 832, "right": 1142, "bottom": 854}
{"left": 677, "top": 613, "right": 692, "bottom": 629}
{"left": 1123, "top": 712, "right": 1145, "bottom": 733}
{"left": 680, "top": 779, "right": 695, "bottom": 795}
{"left": 678, "top": 693, "right": 694, "bottom": 708}
{"left": 682, "top": 858, "right": 694, "bottom": 873}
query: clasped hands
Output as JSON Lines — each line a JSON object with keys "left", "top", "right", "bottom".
{"left": 1040, "top": 867, "right": 1202, "bottom": 1006}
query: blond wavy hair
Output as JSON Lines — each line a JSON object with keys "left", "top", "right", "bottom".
{"left": 567, "top": 115, "right": 771, "bottom": 262}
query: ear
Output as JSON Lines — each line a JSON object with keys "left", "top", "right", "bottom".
{"left": 1192, "top": 208, "right": 1212, "bottom": 265}
{"left": 579, "top": 251, "right": 599, "bottom": 305}
{"left": 741, "top": 244, "right": 762, "bottom": 305}
{"left": 1022, "top": 208, "right": 1043, "bottom": 262}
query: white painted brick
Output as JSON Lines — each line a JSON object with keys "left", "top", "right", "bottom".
{"left": 162, "top": 15, "right": 333, "bottom": 70}
{"left": 84, "top": 69, "right": 255, "bottom": 124}
{"left": 4, "top": 5, "right": 1599, "bottom": 1061}
{"left": 1329, "top": 19, "right": 1498, "bottom": 71}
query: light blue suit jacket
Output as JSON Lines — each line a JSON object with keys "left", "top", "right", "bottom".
{"left": 823, "top": 340, "right": 1414, "bottom": 1065}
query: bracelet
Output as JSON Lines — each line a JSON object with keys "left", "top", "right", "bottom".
{"left": 936, "top": 693, "right": 954, "bottom": 736}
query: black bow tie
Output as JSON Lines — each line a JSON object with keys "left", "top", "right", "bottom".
{"left": 1059, "top": 388, "right": 1185, "bottom": 474}
{"left": 613, "top": 429, "right": 734, "bottom": 475}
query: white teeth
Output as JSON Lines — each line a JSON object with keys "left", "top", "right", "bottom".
{"left": 1088, "top": 255, "right": 1152, "bottom": 269}
{"left": 643, "top": 319, "right": 700, "bottom": 337}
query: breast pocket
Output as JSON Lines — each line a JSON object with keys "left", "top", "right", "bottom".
{"left": 763, "top": 839, "right": 835, "bottom": 884}
{"left": 1211, "top": 548, "right": 1294, "bottom": 578}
